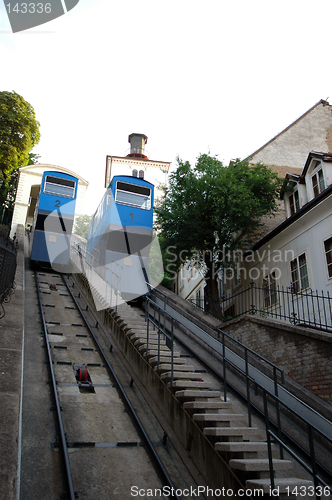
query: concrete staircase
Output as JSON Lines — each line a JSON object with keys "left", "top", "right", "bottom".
{"left": 111, "top": 303, "right": 315, "bottom": 497}
{"left": 178, "top": 390, "right": 314, "bottom": 497}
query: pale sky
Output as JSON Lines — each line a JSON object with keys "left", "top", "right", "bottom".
{"left": 1, "top": 0, "right": 331, "bottom": 214}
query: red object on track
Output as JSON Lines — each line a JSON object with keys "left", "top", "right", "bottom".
{"left": 77, "top": 368, "right": 88, "bottom": 382}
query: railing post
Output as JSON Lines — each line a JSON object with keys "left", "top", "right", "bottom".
{"left": 307, "top": 424, "right": 319, "bottom": 496}
{"left": 170, "top": 317, "right": 174, "bottom": 388}
{"left": 245, "top": 349, "right": 252, "bottom": 427}
{"left": 222, "top": 331, "right": 227, "bottom": 402}
{"left": 157, "top": 308, "right": 161, "bottom": 369}
{"left": 146, "top": 300, "right": 150, "bottom": 353}
{"left": 273, "top": 366, "right": 284, "bottom": 459}
{"left": 263, "top": 390, "right": 275, "bottom": 491}
{"left": 250, "top": 281, "right": 256, "bottom": 315}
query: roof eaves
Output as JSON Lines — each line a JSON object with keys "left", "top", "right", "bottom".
{"left": 252, "top": 183, "right": 332, "bottom": 251}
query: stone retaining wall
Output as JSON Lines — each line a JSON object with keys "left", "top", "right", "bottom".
{"left": 221, "top": 316, "right": 332, "bottom": 404}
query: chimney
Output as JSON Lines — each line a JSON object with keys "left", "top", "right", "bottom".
{"left": 127, "top": 133, "right": 148, "bottom": 159}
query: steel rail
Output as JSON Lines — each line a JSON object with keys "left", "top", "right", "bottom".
{"left": 34, "top": 271, "right": 76, "bottom": 500}
{"left": 61, "top": 274, "right": 181, "bottom": 500}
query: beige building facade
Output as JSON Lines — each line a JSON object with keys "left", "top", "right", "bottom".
{"left": 104, "top": 133, "right": 171, "bottom": 202}
{"left": 247, "top": 99, "right": 332, "bottom": 174}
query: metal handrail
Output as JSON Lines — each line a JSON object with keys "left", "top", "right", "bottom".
{"left": 148, "top": 289, "right": 332, "bottom": 495}
{"left": 263, "top": 389, "right": 332, "bottom": 494}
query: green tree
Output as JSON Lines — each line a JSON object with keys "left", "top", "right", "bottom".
{"left": 28, "top": 152, "right": 40, "bottom": 165}
{"left": 155, "top": 154, "right": 282, "bottom": 318}
{"left": 74, "top": 214, "right": 91, "bottom": 239}
{"left": 0, "top": 150, "right": 40, "bottom": 217}
{"left": 0, "top": 91, "right": 40, "bottom": 186}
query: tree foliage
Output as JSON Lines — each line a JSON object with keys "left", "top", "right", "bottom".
{"left": 155, "top": 154, "right": 282, "bottom": 317}
{"left": 0, "top": 91, "right": 40, "bottom": 184}
{"left": 74, "top": 214, "right": 91, "bottom": 239}
{"left": 0, "top": 151, "right": 40, "bottom": 210}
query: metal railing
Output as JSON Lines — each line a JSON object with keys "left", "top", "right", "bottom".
{"left": 148, "top": 289, "right": 332, "bottom": 496}
{"left": 0, "top": 227, "right": 17, "bottom": 319}
{"left": 263, "top": 389, "right": 332, "bottom": 493}
{"left": 217, "top": 328, "right": 284, "bottom": 430}
{"left": 191, "top": 282, "right": 332, "bottom": 332}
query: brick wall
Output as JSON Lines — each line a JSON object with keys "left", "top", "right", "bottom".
{"left": 222, "top": 316, "right": 332, "bottom": 405}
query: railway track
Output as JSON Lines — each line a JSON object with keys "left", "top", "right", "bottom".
{"left": 34, "top": 270, "right": 190, "bottom": 500}
{"left": 30, "top": 261, "right": 331, "bottom": 499}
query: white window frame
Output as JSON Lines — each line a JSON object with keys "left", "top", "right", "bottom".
{"left": 262, "top": 270, "right": 278, "bottom": 308}
{"left": 323, "top": 236, "right": 332, "bottom": 280}
{"left": 290, "top": 252, "right": 310, "bottom": 293}
{"left": 311, "top": 162, "right": 325, "bottom": 198}
{"left": 289, "top": 188, "right": 300, "bottom": 215}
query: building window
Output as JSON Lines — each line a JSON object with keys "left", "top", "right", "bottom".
{"left": 312, "top": 168, "right": 325, "bottom": 197}
{"left": 290, "top": 253, "right": 309, "bottom": 293}
{"left": 289, "top": 190, "right": 300, "bottom": 215}
{"left": 263, "top": 271, "right": 278, "bottom": 308}
{"left": 139, "top": 170, "right": 144, "bottom": 179}
{"left": 324, "top": 237, "right": 332, "bottom": 278}
{"left": 132, "top": 169, "right": 138, "bottom": 177}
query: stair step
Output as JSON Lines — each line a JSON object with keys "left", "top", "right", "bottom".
{"left": 139, "top": 344, "right": 169, "bottom": 352}
{"left": 161, "top": 372, "right": 205, "bottom": 382}
{"left": 229, "top": 459, "right": 293, "bottom": 472}
{"left": 204, "top": 427, "right": 258, "bottom": 437}
{"left": 193, "top": 413, "right": 244, "bottom": 422}
{"left": 168, "top": 380, "right": 211, "bottom": 389}
{"left": 130, "top": 333, "right": 163, "bottom": 341}
{"left": 134, "top": 339, "right": 166, "bottom": 347}
{"left": 183, "top": 401, "right": 232, "bottom": 410}
{"left": 149, "top": 356, "right": 186, "bottom": 366}
{"left": 144, "top": 350, "right": 181, "bottom": 358}
{"left": 122, "top": 322, "right": 147, "bottom": 330}
{"left": 175, "top": 390, "right": 223, "bottom": 399}
{"left": 155, "top": 364, "right": 194, "bottom": 373}
{"left": 126, "top": 330, "right": 149, "bottom": 337}
{"left": 215, "top": 441, "right": 269, "bottom": 453}
{"left": 245, "top": 478, "right": 314, "bottom": 494}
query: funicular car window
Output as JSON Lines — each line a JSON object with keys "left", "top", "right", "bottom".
{"left": 115, "top": 181, "right": 151, "bottom": 210}
{"left": 44, "top": 175, "right": 76, "bottom": 198}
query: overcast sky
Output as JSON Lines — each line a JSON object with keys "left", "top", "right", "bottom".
{"left": 1, "top": 0, "right": 331, "bottom": 214}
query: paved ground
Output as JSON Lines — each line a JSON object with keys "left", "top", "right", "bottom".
{"left": 0, "top": 226, "right": 24, "bottom": 500}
